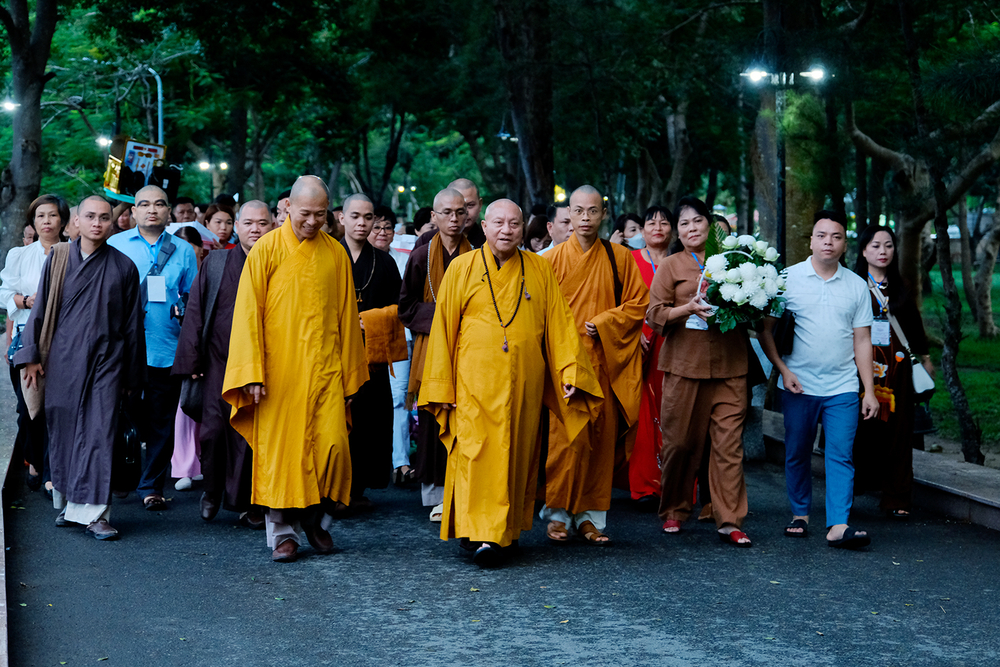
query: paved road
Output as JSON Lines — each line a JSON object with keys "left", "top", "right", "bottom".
{"left": 4, "top": 461, "right": 999, "bottom": 667}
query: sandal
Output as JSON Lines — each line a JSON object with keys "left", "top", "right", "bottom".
{"left": 578, "top": 520, "right": 611, "bottom": 545}
{"left": 143, "top": 494, "right": 167, "bottom": 512}
{"left": 661, "top": 519, "right": 682, "bottom": 534}
{"left": 429, "top": 503, "right": 443, "bottom": 523}
{"left": 473, "top": 542, "right": 503, "bottom": 568}
{"left": 784, "top": 518, "right": 809, "bottom": 538}
{"left": 827, "top": 526, "right": 871, "bottom": 550}
{"left": 718, "top": 529, "right": 752, "bottom": 548}
{"left": 889, "top": 509, "right": 910, "bottom": 521}
{"left": 546, "top": 520, "right": 570, "bottom": 542}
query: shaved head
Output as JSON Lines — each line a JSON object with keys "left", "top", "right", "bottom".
{"left": 132, "top": 184, "right": 171, "bottom": 236}
{"left": 483, "top": 198, "right": 523, "bottom": 263}
{"left": 343, "top": 193, "right": 373, "bottom": 212}
{"left": 287, "top": 175, "right": 329, "bottom": 242}
{"left": 569, "top": 184, "right": 605, "bottom": 244}
{"left": 238, "top": 199, "right": 271, "bottom": 221}
{"left": 448, "top": 178, "right": 482, "bottom": 227}
{"left": 433, "top": 188, "right": 465, "bottom": 211}
{"left": 78, "top": 194, "right": 112, "bottom": 214}
{"left": 484, "top": 198, "right": 522, "bottom": 221}
{"left": 431, "top": 188, "right": 468, "bottom": 243}
{"left": 570, "top": 184, "right": 602, "bottom": 201}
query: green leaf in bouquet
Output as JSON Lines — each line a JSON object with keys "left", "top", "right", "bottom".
{"left": 705, "top": 222, "right": 729, "bottom": 259}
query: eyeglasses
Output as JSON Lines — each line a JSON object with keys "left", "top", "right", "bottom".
{"left": 434, "top": 208, "right": 467, "bottom": 218}
{"left": 372, "top": 225, "right": 394, "bottom": 234}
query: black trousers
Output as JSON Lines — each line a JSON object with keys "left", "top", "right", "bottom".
{"left": 134, "top": 366, "right": 180, "bottom": 499}
{"left": 9, "top": 363, "right": 49, "bottom": 483}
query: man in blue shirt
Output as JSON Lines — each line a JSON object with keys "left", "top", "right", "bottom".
{"left": 108, "top": 185, "right": 198, "bottom": 511}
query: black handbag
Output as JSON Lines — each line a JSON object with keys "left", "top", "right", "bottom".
{"left": 178, "top": 251, "right": 228, "bottom": 422}
{"left": 771, "top": 309, "right": 796, "bottom": 356}
{"left": 111, "top": 399, "right": 142, "bottom": 493}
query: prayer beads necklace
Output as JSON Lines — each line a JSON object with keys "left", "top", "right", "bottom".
{"left": 426, "top": 247, "right": 438, "bottom": 303}
{"left": 355, "top": 244, "right": 376, "bottom": 303}
{"left": 480, "top": 246, "right": 528, "bottom": 353}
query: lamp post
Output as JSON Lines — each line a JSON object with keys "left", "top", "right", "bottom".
{"left": 741, "top": 66, "right": 826, "bottom": 260}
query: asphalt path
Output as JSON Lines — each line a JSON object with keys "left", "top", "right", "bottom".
{"left": 4, "top": 462, "right": 999, "bottom": 667}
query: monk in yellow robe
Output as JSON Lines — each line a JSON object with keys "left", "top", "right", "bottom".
{"left": 542, "top": 185, "right": 648, "bottom": 544}
{"left": 420, "top": 199, "right": 602, "bottom": 568}
{"left": 223, "top": 176, "right": 368, "bottom": 563}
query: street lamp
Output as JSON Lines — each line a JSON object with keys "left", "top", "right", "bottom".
{"left": 2, "top": 100, "right": 20, "bottom": 112}
{"left": 96, "top": 136, "right": 112, "bottom": 147}
{"left": 199, "top": 161, "right": 211, "bottom": 171}
{"left": 219, "top": 162, "right": 229, "bottom": 171}
{"left": 742, "top": 64, "right": 828, "bottom": 260}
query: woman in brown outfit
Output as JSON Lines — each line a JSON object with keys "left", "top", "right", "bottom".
{"left": 646, "top": 196, "right": 751, "bottom": 547}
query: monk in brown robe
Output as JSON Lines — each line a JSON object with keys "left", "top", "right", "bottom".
{"left": 541, "top": 185, "right": 648, "bottom": 544}
{"left": 398, "top": 188, "right": 473, "bottom": 520}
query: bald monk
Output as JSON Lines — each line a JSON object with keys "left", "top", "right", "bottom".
{"left": 223, "top": 176, "right": 369, "bottom": 563}
{"left": 398, "top": 188, "right": 474, "bottom": 519}
{"left": 414, "top": 178, "right": 486, "bottom": 249}
{"left": 339, "top": 193, "right": 402, "bottom": 508}
{"left": 420, "top": 200, "right": 601, "bottom": 567}
{"left": 541, "top": 185, "right": 648, "bottom": 544}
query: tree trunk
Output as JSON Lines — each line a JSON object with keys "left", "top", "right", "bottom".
{"left": 705, "top": 167, "right": 718, "bottom": 211}
{"left": 932, "top": 173, "right": 984, "bottom": 464}
{"left": 0, "top": 0, "right": 59, "bottom": 267}
{"left": 663, "top": 99, "right": 691, "bottom": 212}
{"left": 824, "top": 94, "right": 847, "bottom": 223}
{"left": 868, "top": 158, "right": 886, "bottom": 226}
{"left": 494, "top": 0, "right": 553, "bottom": 208}
{"left": 223, "top": 98, "right": 249, "bottom": 199}
{"left": 974, "top": 176, "right": 1000, "bottom": 338}
{"left": 751, "top": 88, "right": 778, "bottom": 247}
{"left": 855, "top": 151, "right": 868, "bottom": 234}
{"left": 956, "top": 197, "right": 977, "bottom": 320}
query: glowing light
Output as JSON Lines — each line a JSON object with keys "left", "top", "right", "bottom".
{"left": 800, "top": 67, "right": 826, "bottom": 81}
{"left": 2, "top": 100, "right": 19, "bottom": 112}
{"left": 198, "top": 162, "right": 211, "bottom": 171}
{"left": 96, "top": 136, "right": 112, "bottom": 147}
{"left": 219, "top": 162, "right": 229, "bottom": 170}
{"left": 410, "top": 186, "right": 416, "bottom": 192}
{"left": 744, "top": 69, "right": 769, "bottom": 83}
{"left": 397, "top": 185, "right": 405, "bottom": 193}
{"left": 555, "top": 192, "right": 566, "bottom": 202}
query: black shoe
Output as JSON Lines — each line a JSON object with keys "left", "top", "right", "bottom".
{"left": 200, "top": 492, "right": 220, "bottom": 522}
{"left": 26, "top": 472, "right": 42, "bottom": 491}
{"left": 472, "top": 542, "right": 504, "bottom": 568}
{"left": 635, "top": 495, "right": 659, "bottom": 513}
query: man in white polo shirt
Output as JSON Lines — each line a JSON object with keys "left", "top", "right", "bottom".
{"left": 760, "top": 210, "right": 879, "bottom": 550}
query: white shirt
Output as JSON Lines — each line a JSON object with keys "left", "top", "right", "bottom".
{"left": 537, "top": 242, "right": 555, "bottom": 255}
{"left": 0, "top": 242, "right": 49, "bottom": 329}
{"left": 779, "top": 257, "right": 873, "bottom": 397}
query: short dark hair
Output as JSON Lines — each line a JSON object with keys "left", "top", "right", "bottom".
{"left": 529, "top": 203, "right": 548, "bottom": 217}
{"left": 643, "top": 206, "right": 673, "bottom": 225}
{"left": 203, "top": 204, "right": 236, "bottom": 226}
{"left": 813, "top": 209, "right": 847, "bottom": 231}
{"left": 412, "top": 206, "right": 432, "bottom": 230}
{"left": 214, "top": 193, "right": 237, "bottom": 208}
{"left": 523, "top": 215, "right": 550, "bottom": 249}
{"left": 546, "top": 202, "right": 569, "bottom": 221}
{"left": 174, "top": 225, "right": 203, "bottom": 248}
{"left": 373, "top": 205, "right": 397, "bottom": 227}
{"left": 174, "top": 196, "right": 195, "bottom": 207}
{"left": 78, "top": 194, "right": 114, "bottom": 213}
{"left": 278, "top": 189, "right": 292, "bottom": 201}
{"left": 670, "top": 195, "right": 711, "bottom": 255}
{"left": 613, "top": 212, "right": 643, "bottom": 235}
{"left": 26, "top": 194, "right": 70, "bottom": 230}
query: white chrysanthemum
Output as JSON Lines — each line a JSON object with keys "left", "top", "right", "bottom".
{"left": 742, "top": 280, "right": 761, "bottom": 299}
{"left": 704, "top": 254, "right": 728, "bottom": 280}
{"left": 763, "top": 277, "right": 779, "bottom": 298}
{"left": 754, "top": 240, "right": 769, "bottom": 256}
{"left": 762, "top": 263, "right": 778, "bottom": 280}
{"left": 719, "top": 282, "right": 740, "bottom": 302}
{"left": 737, "top": 234, "right": 756, "bottom": 247}
{"left": 739, "top": 262, "right": 760, "bottom": 284}
{"left": 764, "top": 247, "right": 779, "bottom": 262}
{"left": 726, "top": 268, "right": 742, "bottom": 283}
{"left": 777, "top": 275, "right": 787, "bottom": 290}
{"left": 722, "top": 235, "right": 739, "bottom": 249}
{"left": 749, "top": 289, "right": 770, "bottom": 310}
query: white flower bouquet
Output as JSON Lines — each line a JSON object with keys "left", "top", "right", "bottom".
{"left": 699, "top": 230, "right": 787, "bottom": 333}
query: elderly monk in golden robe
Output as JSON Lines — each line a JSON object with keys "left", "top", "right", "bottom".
{"left": 542, "top": 185, "right": 648, "bottom": 545}
{"left": 223, "top": 176, "right": 368, "bottom": 563}
{"left": 420, "top": 200, "right": 602, "bottom": 568}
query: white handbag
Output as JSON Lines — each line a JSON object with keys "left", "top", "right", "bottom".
{"left": 869, "top": 283, "right": 935, "bottom": 397}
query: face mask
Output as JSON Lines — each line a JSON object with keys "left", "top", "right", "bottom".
{"left": 626, "top": 235, "right": 646, "bottom": 249}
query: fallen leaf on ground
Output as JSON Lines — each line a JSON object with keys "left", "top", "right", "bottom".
{"left": 19, "top": 604, "right": 26, "bottom": 607}
{"left": 274, "top": 597, "right": 284, "bottom": 601}
{"left": 469, "top": 588, "right": 480, "bottom": 592}
{"left": 179, "top": 638, "right": 186, "bottom": 641}
{"left": 471, "top": 620, "right": 480, "bottom": 622}
{"left": 816, "top": 631, "right": 824, "bottom": 636}
{"left": 559, "top": 620, "right": 569, "bottom": 624}
{"left": 98, "top": 658, "right": 109, "bottom": 662}
{"left": 871, "top": 612, "right": 879, "bottom": 615}
{"left": 544, "top": 605, "right": 554, "bottom": 609}
{"left": 770, "top": 581, "right": 780, "bottom": 584}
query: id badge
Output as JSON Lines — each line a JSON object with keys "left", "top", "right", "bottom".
{"left": 147, "top": 275, "right": 167, "bottom": 303}
{"left": 871, "top": 318, "right": 890, "bottom": 347}
{"left": 685, "top": 314, "right": 708, "bottom": 331}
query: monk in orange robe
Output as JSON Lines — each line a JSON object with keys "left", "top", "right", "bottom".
{"left": 420, "top": 199, "right": 602, "bottom": 568}
{"left": 541, "top": 185, "right": 648, "bottom": 544}
{"left": 223, "top": 176, "right": 368, "bottom": 563}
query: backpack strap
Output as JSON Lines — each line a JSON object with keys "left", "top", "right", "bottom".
{"left": 600, "top": 239, "right": 623, "bottom": 307}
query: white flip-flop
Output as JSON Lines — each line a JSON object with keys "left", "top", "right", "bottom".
{"left": 429, "top": 503, "right": 444, "bottom": 523}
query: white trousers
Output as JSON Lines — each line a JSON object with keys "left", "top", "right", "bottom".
{"left": 539, "top": 505, "right": 607, "bottom": 532}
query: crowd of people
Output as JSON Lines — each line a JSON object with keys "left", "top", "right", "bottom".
{"left": 1, "top": 174, "right": 932, "bottom": 566}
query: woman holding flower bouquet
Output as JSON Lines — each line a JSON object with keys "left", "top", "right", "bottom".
{"left": 646, "top": 196, "right": 752, "bottom": 548}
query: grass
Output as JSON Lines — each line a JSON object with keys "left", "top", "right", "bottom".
{"left": 921, "top": 267, "right": 1000, "bottom": 448}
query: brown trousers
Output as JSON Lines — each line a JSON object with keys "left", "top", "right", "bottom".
{"left": 657, "top": 374, "right": 748, "bottom": 528}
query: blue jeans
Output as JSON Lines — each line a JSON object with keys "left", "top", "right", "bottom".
{"left": 781, "top": 391, "right": 860, "bottom": 527}
{"left": 389, "top": 340, "right": 413, "bottom": 469}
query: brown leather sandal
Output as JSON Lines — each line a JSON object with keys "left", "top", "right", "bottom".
{"left": 578, "top": 520, "right": 611, "bottom": 545}
{"left": 546, "top": 520, "right": 570, "bottom": 542}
